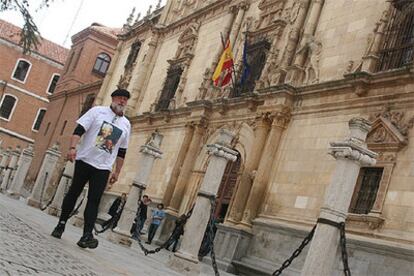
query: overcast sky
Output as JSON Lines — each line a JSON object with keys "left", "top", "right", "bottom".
{"left": 0, "top": 0, "right": 166, "bottom": 48}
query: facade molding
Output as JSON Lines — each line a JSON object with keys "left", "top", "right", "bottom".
{"left": 0, "top": 80, "right": 49, "bottom": 103}
{"left": 0, "top": 127, "right": 34, "bottom": 143}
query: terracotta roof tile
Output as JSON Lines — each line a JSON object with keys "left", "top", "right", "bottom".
{"left": 0, "top": 19, "right": 69, "bottom": 64}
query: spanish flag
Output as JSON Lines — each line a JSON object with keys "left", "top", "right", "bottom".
{"left": 212, "top": 39, "right": 234, "bottom": 87}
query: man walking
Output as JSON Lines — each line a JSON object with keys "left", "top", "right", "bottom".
{"left": 51, "top": 89, "right": 131, "bottom": 249}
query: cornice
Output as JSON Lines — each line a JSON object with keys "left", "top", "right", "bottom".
{"left": 49, "top": 80, "right": 103, "bottom": 101}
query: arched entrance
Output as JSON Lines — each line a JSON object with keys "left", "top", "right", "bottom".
{"left": 214, "top": 154, "right": 241, "bottom": 222}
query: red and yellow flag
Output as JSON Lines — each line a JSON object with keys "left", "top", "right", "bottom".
{"left": 212, "top": 39, "right": 234, "bottom": 87}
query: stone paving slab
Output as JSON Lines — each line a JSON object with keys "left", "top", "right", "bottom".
{"left": 0, "top": 194, "right": 234, "bottom": 276}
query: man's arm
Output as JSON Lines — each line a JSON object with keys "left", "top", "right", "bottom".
{"left": 67, "top": 124, "right": 85, "bottom": 162}
{"left": 108, "top": 148, "right": 127, "bottom": 187}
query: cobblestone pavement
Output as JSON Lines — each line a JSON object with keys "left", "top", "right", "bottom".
{"left": 0, "top": 194, "right": 233, "bottom": 276}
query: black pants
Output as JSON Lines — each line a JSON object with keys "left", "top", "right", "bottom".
{"left": 59, "top": 160, "right": 110, "bottom": 235}
{"left": 147, "top": 224, "right": 159, "bottom": 243}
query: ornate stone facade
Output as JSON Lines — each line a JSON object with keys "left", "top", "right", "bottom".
{"left": 93, "top": 0, "right": 413, "bottom": 275}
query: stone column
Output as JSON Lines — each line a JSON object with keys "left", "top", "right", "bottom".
{"left": 27, "top": 143, "right": 61, "bottom": 208}
{"left": 227, "top": 113, "right": 271, "bottom": 224}
{"left": 240, "top": 109, "right": 291, "bottom": 227}
{"left": 0, "top": 146, "right": 20, "bottom": 193}
{"left": 280, "top": 0, "right": 311, "bottom": 69}
{"left": 169, "top": 129, "right": 238, "bottom": 275}
{"left": 361, "top": 2, "right": 392, "bottom": 73}
{"left": 108, "top": 131, "right": 163, "bottom": 246}
{"left": 229, "top": 1, "right": 249, "bottom": 48}
{"left": 130, "top": 32, "right": 160, "bottom": 114}
{"left": 47, "top": 161, "right": 75, "bottom": 216}
{"left": 301, "top": 118, "right": 377, "bottom": 276}
{"left": 7, "top": 144, "right": 34, "bottom": 199}
{"left": 167, "top": 123, "right": 205, "bottom": 215}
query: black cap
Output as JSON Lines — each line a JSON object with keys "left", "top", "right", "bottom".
{"left": 111, "top": 89, "right": 130, "bottom": 99}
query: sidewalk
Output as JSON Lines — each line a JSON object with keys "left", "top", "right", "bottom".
{"left": 0, "top": 194, "right": 234, "bottom": 276}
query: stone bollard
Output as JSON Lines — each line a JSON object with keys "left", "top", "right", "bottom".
{"left": 300, "top": 118, "right": 377, "bottom": 276}
{"left": 108, "top": 131, "right": 163, "bottom": 246}
{"left": 27, "top": 143, "right": 61, "bottom": 208}
{"left": 0, "top": 147, "right": 11, "bottom": 184}
{"left": 7, "top": 144, "right": 35, "bottom": 199}
{"left": 0, "top": 146, "right": 21, "bottom": 193}
{"left": 169, "top": 129, "right": 238, "bottom": 275}
{"left": 47, "top": 161, "right": 75, "bottom": 216}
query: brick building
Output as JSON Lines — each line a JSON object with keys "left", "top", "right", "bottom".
{"left": 26, "top": 23, "right": 120, "bottom": 184}
{"left": 0, "top": 19, "right": 68, "bottom": 149}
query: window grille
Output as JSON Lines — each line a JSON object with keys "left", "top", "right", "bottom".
{"left": 125, "top": 41, "right": 141, "bottom": 69}
{"left": 155, "top": 65, "right": 183, "bottom": 111}
{"left": 377, "top": 5, "right": 414, "bottom": 71}
{"left": 350, "top": 167, "right": 384, "bottom": 214}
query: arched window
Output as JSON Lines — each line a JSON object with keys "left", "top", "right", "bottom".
{"left": 0, "top": 94, "right": 18, "bottom": 121}
{"left": 32, "top": 109, "right": 47, "bottom": 131}
{"left": 93, "top": 53, "right": 111, "bottom": 75}
{"left": 47, "top": 74, "right": 60, "bottom": 94}
{"left": 12, "top": 59, "right": 31, "bottom": 82}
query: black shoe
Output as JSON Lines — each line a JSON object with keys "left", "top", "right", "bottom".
{"left": 77, "top": 233, "right": 99, "bottom": 249}
{"left": 51, "top": 224, "right": 65, "bottom": 239}
{"left": 145, "top": 241, "right": 151, "bottom": 244}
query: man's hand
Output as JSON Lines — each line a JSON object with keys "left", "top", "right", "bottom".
{"left": 109, "top": 172, "right": 119, "bottom": 184}
{"left": 67, "top": 148, "right": 77, "bottom": 162}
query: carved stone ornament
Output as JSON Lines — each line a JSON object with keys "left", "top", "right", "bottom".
{"left": 367, "top": 107, "right": 414, "bottom": 151}
{"left": 174, "top": 21, "right": 200, "bottom": 60}
{"left": 256, "top": 0, "right": 287, "bottom": 31}
{"left": 294, "top": 36, "right": 323, "bottom": 85}
{"left": 206, "top": 143, "right": 238, "bottom": 161}
{"left": 118, "top": 72, "right": 132, "bottom": 89}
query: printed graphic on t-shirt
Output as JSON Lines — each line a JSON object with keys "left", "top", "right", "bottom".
{"left": 95, "top": 121, "right": 123, "bottom": 154}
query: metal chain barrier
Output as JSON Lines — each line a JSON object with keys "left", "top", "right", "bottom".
{"left": 134, "top": 205, "right": 195, "bottom": 256}
{"left": 39, "top": 172, "right": 53, "bottom": 211}
{"left": 339, "top": 222, "right": 351, "bottom": 276}
{"left": 39, "top": 168, "right": 66, "bottom": 211}
{"left": 207, "top": 197, "right": 220, "bottom": 276}
{"left": 272, "top": 225, "right": 316, "bottom": 276}
{"left": 271, "top": 218, "right": 352, "bottom": 276}
{"left": 94, "top": 201, "right": 126, "bottom": 234}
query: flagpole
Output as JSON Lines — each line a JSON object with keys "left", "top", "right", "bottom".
{"left": 220, "top": 32, "right": 238, "bottom": 97}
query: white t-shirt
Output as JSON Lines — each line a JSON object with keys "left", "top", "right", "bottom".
{"left": 76, "top": 106, "right": 131, "bottom": 171}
